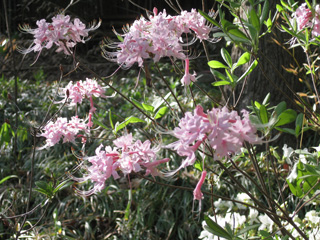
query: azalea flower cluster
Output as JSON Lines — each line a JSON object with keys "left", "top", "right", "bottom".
{"left": 39, "top": 78, "right": 106, "bottom": 147}
{"left": 39, "top": 116, "right": 89, "bottom": 148}
{"left": 20, "top": 14, "right": 100, "bottom": 56}
{"left": 60, "top": 78, "right": 106, "bottom": 107}
{"left": 73, "top": 133, "right": 170, "bottom": 195}
{"left": 103, "top": 8, "right": 211, "bottom": 68}
{"left": 294, "top": 3, "right": 320, "bottom": 37}
{"left": 167, "top": 105, "right": 260, "bottom": 172}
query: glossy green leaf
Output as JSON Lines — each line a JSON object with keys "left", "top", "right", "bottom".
{"left": 194, "top": 160, "right": 203, "bottom": 172}
{"left": 154, "top": 106, "right": 169, "bottom": 119}
{"left": 0, "top": 175, "right": 18, "bottom": 185}
{"left": 115, "top": 116, "right": 146, "bottom": 133}
{"left": 259, "top": 105, "right": 269, "bottom": 124}
{"left": 236, "top": 60, "right": 258, "bottom": 82}
{"left": 260, "top": 0, "right": 270, "bottom": 25}
{"left": 235, "top": 52, "right": 250, "bottom": 68}
{"left": 211, "top": 69, "right": 228, "bottom": 81}
{"left": 295, "top": 113, "right": 304, "bottom": 137}
{"left": 208, "top": 60, "right": 229, "bottom": 69}
{"left": 275, "top": 127, "right": 296, "bottom": 135}
{"left": 109, "top": 110, "right": 114, "bottom": 129}
{"left": 212, "top": 80, "right": 231, "bottom": 86}
{"left": 275, "top": 109, "right": 297, "bottom": 127}
{"left": 198, "top": 10, "right": 220, "bottom": 28}
{"left": 274, "top": 101, "right": 287, "bottom": 116}
{"left": 204, "top": 215, "right": 233, "bottom": 240}
{"left": 250, "top": 8, "right": 260, "bottom": 32}
{"left": 221, "top": 48, "right": 232, "bottom": 68}
{"left": 142, "top": 103, "right": 154, "bottom": 113}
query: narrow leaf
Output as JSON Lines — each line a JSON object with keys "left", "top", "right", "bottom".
{"left": 208, "top": 60, "right": 229, "bottom": 69}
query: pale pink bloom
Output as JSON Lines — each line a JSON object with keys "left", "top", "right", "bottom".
{"left": 103, "top": 8, "right": 210, "bottom": 68}
{"left": 39, "top": 116, "right": 88, "bottom": 148}
{"left": 59, "top": 78, "right": 106, "bottom": 113}
{"left": 181, "top": 58, "right": 196, "bottom": 86}
{"left": 193, "top": 171, "right": 207, "bottom": 200}
{"left": 19, "top": 14, "right": 100, "bottom": 59}
{"left": 73, "top": 134, "right": 169, "bottom": 195}
{"left": 295, "top": 3, "right": 313, "bottom": 30}
{"left": 167, "top": 105, "right": 260, "bottom": 172}
{"left": 193, "top": 170, "right": 207, "bottom": 212}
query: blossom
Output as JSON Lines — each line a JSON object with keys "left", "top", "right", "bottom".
{"left": 102, "top": 8, "right": 211, "bottom": 68}
{"left": 293, "top": 3, "right": 320, "bottom": 37}
{"left": 166, "top": 105, "right": 260, "bottom": 172}
{"left": 39, "top": 116, "right": 89, "bottom": 148}
{"left": 193, "top": 171, "right": 207, "bottom": 201}
{"left": 258, "top": 214, "right": 274, "bottom": 232}
{"left": 180, "top": 58, "right": 196, "bottom": 86}
{"left": 295, "top": 3, "right": 313, "bottom": 31}
{"left": 73, "top": 133, "right": 169, "bottom": 195}
{"left": 19, "top": 14, "right": 100, "bottom": 59}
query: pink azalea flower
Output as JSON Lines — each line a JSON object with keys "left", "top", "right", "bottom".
{"left": 103, "top": 8, "right": 210, "bottom": 68}
{"left": 193, "top": 171, "right": 207, "bottom": 201}
{"left": 181, "top": 58, "right": 197, "bottom": 86}
{"left": 19, "top": 14, "right": 100, "bottom": 60}
{"left": 39, "top": 116, "right": 89, "bottom": 148}
{"left": 73, "top": 134, "right": 169, "bottom": 195}
{"left": 295, "top": 3, "right": 313, "bottom": 31}
{"left": 167, "top": 105, "right": 260, "bottom": 172}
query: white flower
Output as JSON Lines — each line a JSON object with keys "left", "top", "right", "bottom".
{"left": 225, "top": 212, "right": 246, "bottom": 229}
{"left": 214, "top": 198, "right": 234, "bottom": 212}
{"left": 235, "top": 192, "right": 253, "bottom": 209}
{"left": 258, "top": 214, "right": 274, "bottom": 232}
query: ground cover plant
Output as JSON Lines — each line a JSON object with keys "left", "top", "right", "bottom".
{"left": 1, "top": 0, "right": 320, "bottom": 239}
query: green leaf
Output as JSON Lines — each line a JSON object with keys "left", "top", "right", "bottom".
{"left": 204, "top": 215, "right": 233, "bottom": 240}
{"left": 221, "top": 19, "right": 250, "bottom": 43}
{"left": 259, "top": 105, "right": 269, "bottom": 124}
{"left": 295, "top": 113, "right": 304, "bottom": 137}
{"left": 130, "top": 97, "right": 144, "bottom": 110}
{"left": 109, "top": 110, "right": 114, "bottom": 130}
{"left": 236, "top": 223, "right": 260, "bottom": 236}
{"left": 0, "top": 175, "right": 18, "bottom": 185}
{"left": 274, "top": 101, "right": 287, "bottom": 116}
{"left": 0, "top": 122, "right": 14, "bottom": 146}
{"left": 236, "top": 60, "right": 258, "bottom": 82}
{"left": 287, "top": 161, "right": 320, "bottom": 198}
{"left": 198, "top": 10, "right": 220, "bottom": 28}
{"left": 211, "top": 69, "right": 228, "bottom": 81}
{"left": 115, "top": 116, "right": 146, "bottom": 133}
{"left": 250, "top": 8, "right": 261, "bottom": 32}
{"left": 275, "top": 127, "right": 296, "bottom": 135}
{"left": 275, "top": 109, "right": 297, "bottom": 127}
{"left": 254, "top": 101, "right": 261, "bottom": 109}
{"left": 212, "top": 80, "right": 231, "bottom": 86}
{"left": 142, "top": 103, "right": 154, "bottom": 113}
{"left": 235, "top": 52, "right": 250, "bottom": 68}
{"left": 93, "top": 117, "right": 110, "bottom": 130}
{"left": 154, "top": 106, "right": 169, "bottom": 119}
{"left": 260, "top": 0, "right": 270, "bottom": 25}
{"left": 225, "top": 69, "right": 237, "bottom": 84}
{"left": 35, "top": 181, "right": 54, "bottom": 197}
{"left": 262, "top": 93, "right": 270, "bottom": 105}
{"left": 194, "top": 160, "right": 203, "bottom": 172}
{"left": 208, "top": 60, "right": 229, "bottom": 69}
{"left": 221, "top": 48, "right": 232, "bottom": 68}
{"left": 53, "top": 180, "right": 72, "bottom": 195}
{"left": 276, "top": 4, "right": 284, "bottom": 12}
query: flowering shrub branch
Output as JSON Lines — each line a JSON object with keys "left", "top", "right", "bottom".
{"left": 2, "top": 0, "right": 320, "bottom": 239}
